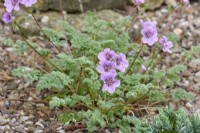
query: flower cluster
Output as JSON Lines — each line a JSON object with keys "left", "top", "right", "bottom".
{"left": 140, "top": 19, "right": 173, "bottom": 53}
{"left": 97, "top": 48, "right": 128, "bottom": 94}
{"left": 2, "top": 0, "right": 37, "bottom": 24}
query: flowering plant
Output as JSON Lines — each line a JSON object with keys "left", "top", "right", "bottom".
{"left": 1, "top": 0, "right": 196, "bottom": 132}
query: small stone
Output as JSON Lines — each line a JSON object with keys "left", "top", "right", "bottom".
{"left": 20, "top": 116, "right": 29, "bottom": 122}
{"left": 194, "top": 83, "right": 200, "bottom": 91}
{"left": 41, "top": 16, "right": 50, "bottom": 24}
{"left": 195, "top": 109, "right": 200, "bottom": 118}
{"left": 194, "top": 71, "right": 200, "bottom": 83}
{"left": 173, "top": 28, "right": 183, "bottom": 36}
{"left": 34, "top": 130, "right": 44, "bottom": 133}
{"left": 36, "top": 121, "right": 45, "bottom": 129}
{"left": 15, "top": 125, "right": 26, "bottom": 133}
{"left": 25, "top": 121, "right": 33, "bottom": 126}
{"left": 185, "top": 102, "right": 192, "bottom": 110}
{"left": 189, "top": 59, "right": 200, "bottom": 69}
{"left": 58, "top": 130, "right": 66, "bottom": 133}
{"left": 0, "top": 116, "right": 9, "bottom": 125}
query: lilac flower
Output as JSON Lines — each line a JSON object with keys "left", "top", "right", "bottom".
{"left": 140, "top": 19, "right": 158, "bottom": 46}
{"left": 2, "top": 12, "right": 12, "bottom": 23}
{"left": 141, "top": 64, "right": 147, "bottom": 71}
{"left": 134, "top": 0, "right": 145, "bottom": 5}
{"left": 96, "top": 60, "right": 116, "bottom": 74}
{"left": 159, "top": 36, "right": 173, "bottom": 53}
{"left": 128, "top": 50, "right": 135, "bottom": 56}
{"left": 4, "top": 0, "right": 21, "bottom": 13}
{"left": 101, "top": 72, "right": 120, "bottom": 94}
{"left": 98, "top": 48, "right": 115, "bottom": 61}
{"left": 114, "top": 53, "right": 129, "bottom": 72}
{"left": 140, "top": 19, "right": 156, "bottom": 30}
{"left": 159, "top": 36, "right": 168, "bottom": 44}
{"left": 162, "top": 41, "right": 173, "bottom": 53}
{"left": 181, "top": 0, "right": 190, "bottom": 6}
{"left": 21, "top": 0, "right": 37, "bottom": 7}
{"left": 141, "top": 26, "right": 158, "bottom": 46}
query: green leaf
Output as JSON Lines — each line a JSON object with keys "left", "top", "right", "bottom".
{"left": 171, "top": 88, "right": 194, "bottom": 101}
{"left": 12, "top": 66, "right": 42, "bottom": 81}
{"left": 36, "top": 71, "right": 71, "bottom": 90}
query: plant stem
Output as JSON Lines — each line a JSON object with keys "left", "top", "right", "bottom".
{"left": 144, "top": 46, "right": 158, "bottom": 73}
{"left": 59, "top": 0, "right": 65, "bottom": 20}
{"left": 21, "top": 34, "right": 64, "bottom": 73}
{"left": 76, "top": 65, "right": 83, "bottom": 94}
{"left": 30, "top": 13, "right": 61, "bottom": 52}
{"left": 125, "top": 43, "right": 144, "bottom": 75}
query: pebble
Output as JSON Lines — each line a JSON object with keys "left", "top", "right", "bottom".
{"left": 173, "top": 28, "right": 183, "bottom": 36}
{"left": 189, "top": 59, "right": 200, "bottom": 69}
{"left": 194, "top": 83, "right": 200, "bottom": 90}
{"left": 185, "top": 102, "right": 192, "bottom": 110}
{"left": 34, "top": 130, "right": 44, "bottom": 133}
{"left": 41, "top": 16, "right": 50, "bottom": 24}
{"left": 20, "top": 116, "right": 29, "bottom": 122}
{"left": 194, "top": 71, "right": 200, "bottom": 83}
{"left": 25, "top": 121, "right": 33, "bottom": 126}
{"left": 36, "top": 121, "right": 45, "bottom": 129}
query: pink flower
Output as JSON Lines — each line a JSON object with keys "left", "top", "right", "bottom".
{"left": 4, "top": 0, "right": 21, "bottom": 13}
{"left": 134, "top": 0, "right": 145, "bottom": 5}
{"left": 21, "top": 0, "right": 37, "bottom": 7}
{"left": 159, "top": 36, "right": 173, "bottom": 53}
{"left": 181, "top": 0, "right": 190, "bottom": 6}
{"left": 114, "top": 53, "right": 129, "bottom": 72}
{"left": 96, "top": 60, "right": 116, "bottom": 74}
{"left": 141, "top": 64, "right": 147, "bottom": 71}
{"left": 2, "top": 12, "right": 12, "bottom": 23}
{"left": 98, "top": 48, "right": 115, "bottom": 61}
{"left": 140, "top": 19, "right": 158, "bottom": 46}
{"left": 101, "top": 72, "right": 120, "bottom": 94}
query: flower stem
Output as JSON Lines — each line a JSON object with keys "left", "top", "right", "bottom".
{"left": 59, "top": 0, "right": 65, "bottom": 20}
{"left": 21, "top": 34, "right": 64, "bottom": 73}
{"left": 30, "top": 13, "right": 61, "bottom": 52}
{"left": 125, "top": 43, "right": 144, "bottom": 75}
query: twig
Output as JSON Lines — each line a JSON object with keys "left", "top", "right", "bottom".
{"left": 64, "top": 124, "right": 86, "bottom": 132}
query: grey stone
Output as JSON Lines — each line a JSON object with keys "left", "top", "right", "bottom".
{"left": 194, "top": 71, "right": 200, "bottom": 83}
{"left": 189, "top": 59, "right": 200, "bottom": 69}
{"left": 37, "top": 0, "right": 126, "bottom": 12}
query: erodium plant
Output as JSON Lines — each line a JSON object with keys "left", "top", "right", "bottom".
{"left": 2, "top": 0, "right": 199, "bottom": 132}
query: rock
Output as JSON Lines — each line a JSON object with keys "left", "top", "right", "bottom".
{"left": 36, "top": 121, "right": 45, "bottom": 129}
{"left": 37, "top": 0, "right": 126, "bottom": 12}
{"left": 194, "top": 71, "right": 200, "bottom": 83}
{"left": 144, "top": 0, "right": 164, "bottom": 10}
{"left": 20, "top": 116, "right": 29, "bottom": 122}
{"left": 194, "top": 83, "right": 200, "bottom": 91}
{"left": 41, "top": 16, "right": 50, "bottom": 24}
{"left": 189, "top": 59, "right": 200, "bottom": 68}
{"left": 14, "top": 9, "right": 123, "bottom": 36}
{"left": 165, "top": 0, "right": 178, "bottom": 6}
{"left": 173, "top": 28, "right": 183, "bottom": 36}
{"left": 34, "top": 130, "right": 44, "bottom": 133}
{"left": 185, "top": 102, "right": 192, "bottom": 110}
